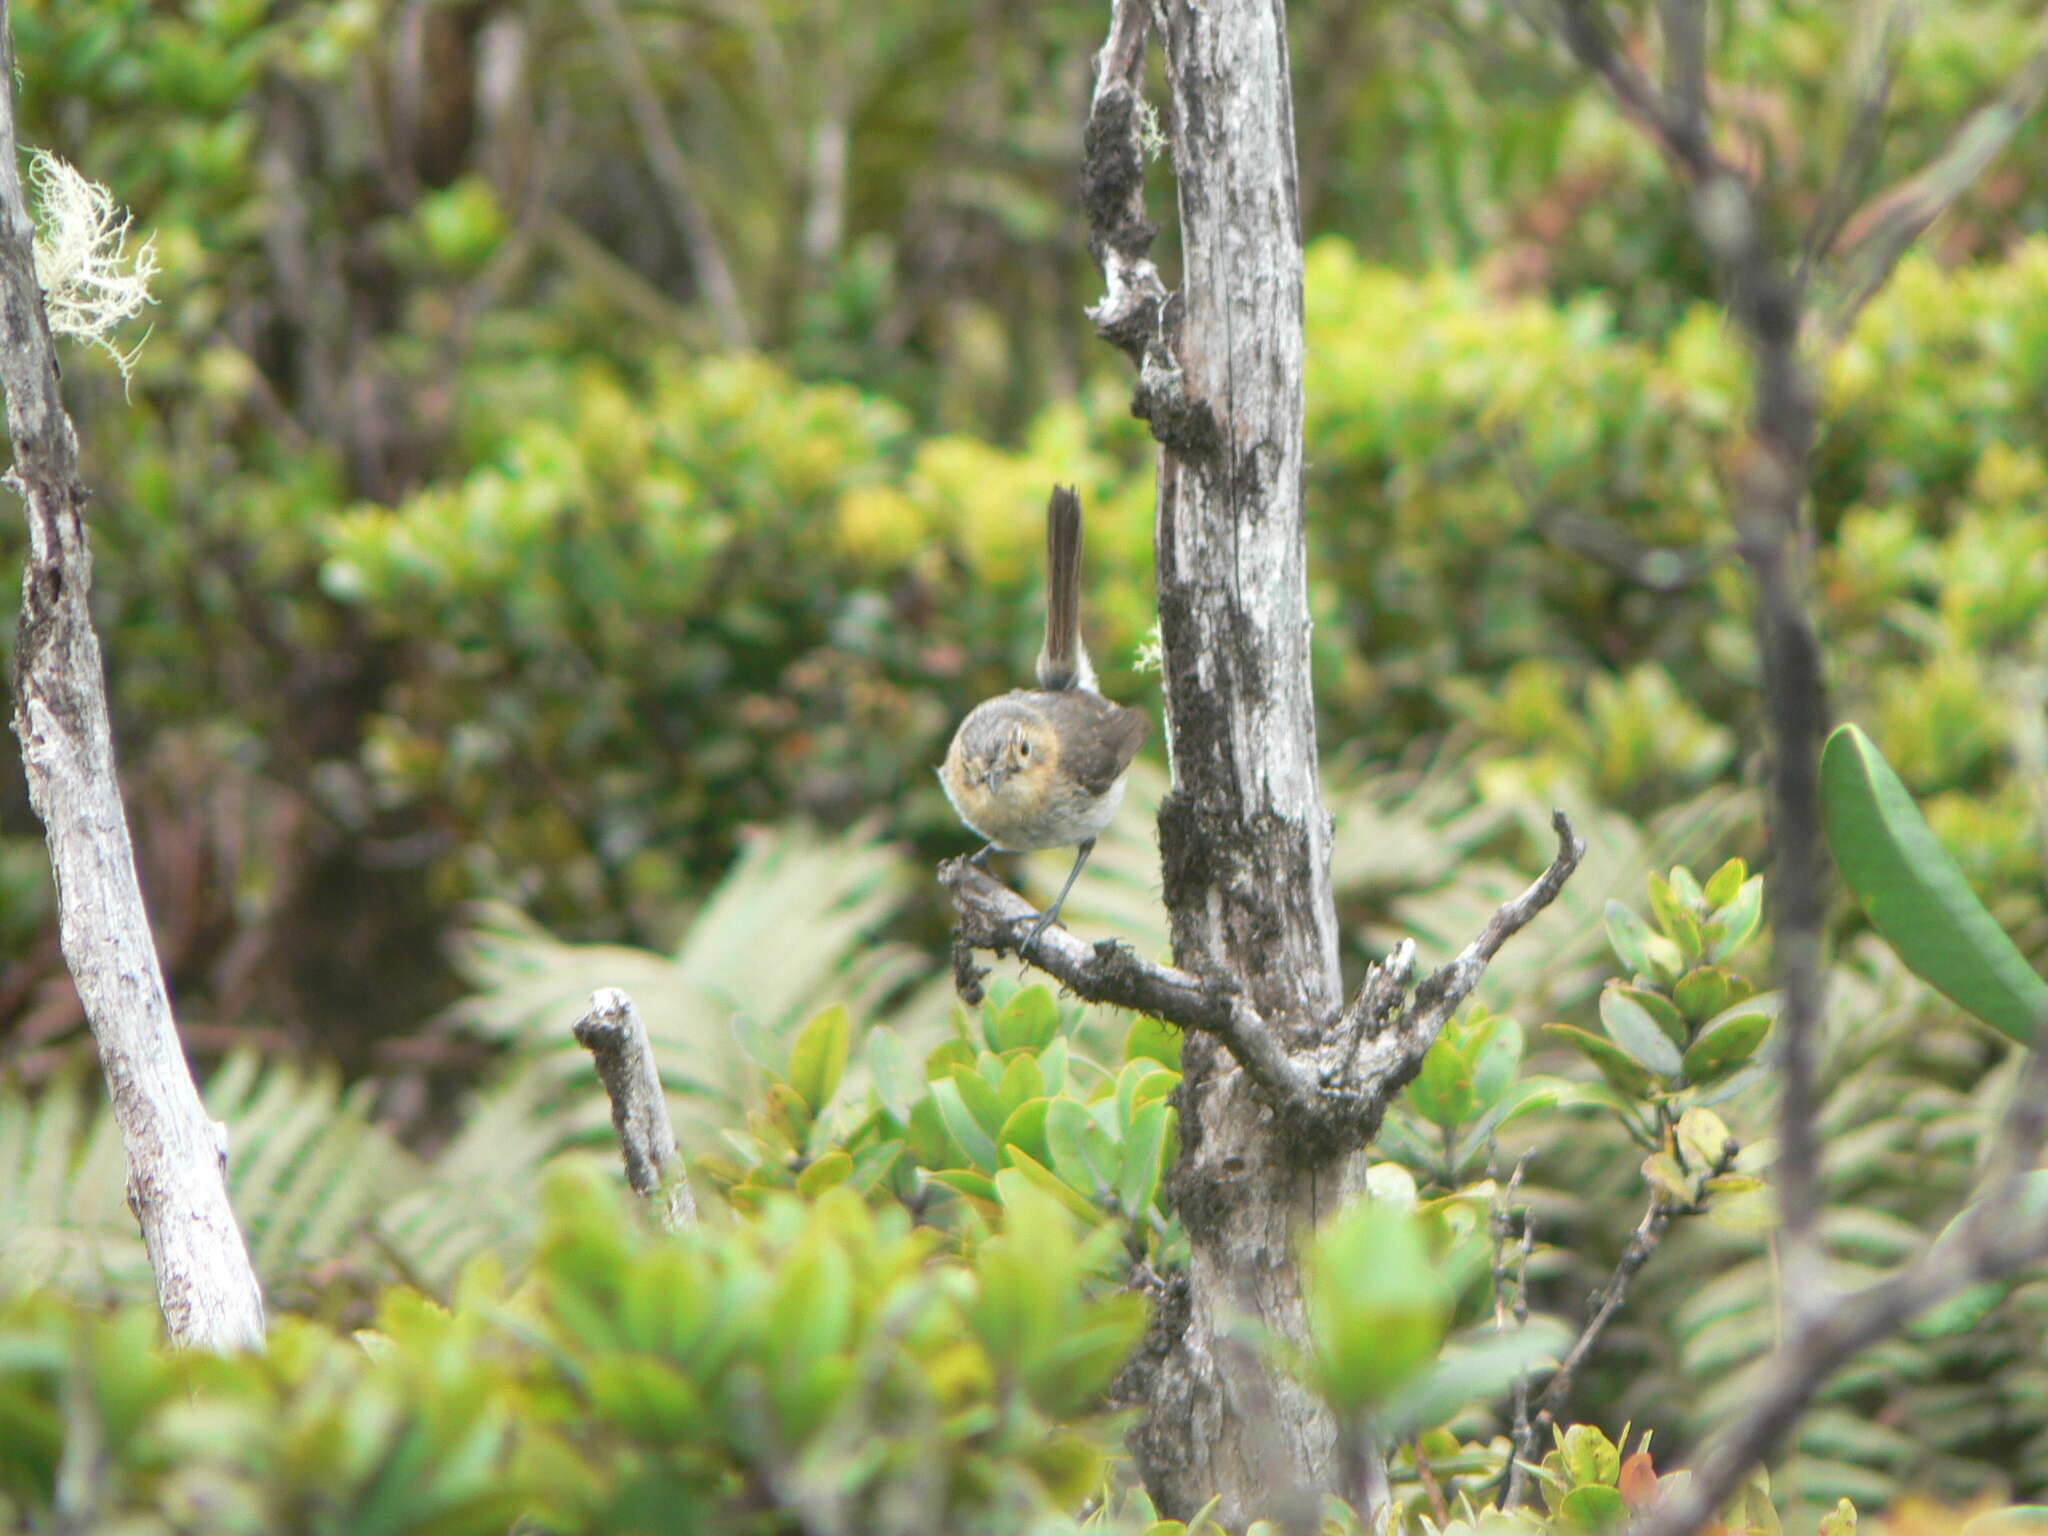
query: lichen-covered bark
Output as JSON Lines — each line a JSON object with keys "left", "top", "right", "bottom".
{"left": 0, "top": 0, "right": 265, "bottom": 1351}
{"left": 1136, "top": 0, "right": 1348, "bottom": 1519}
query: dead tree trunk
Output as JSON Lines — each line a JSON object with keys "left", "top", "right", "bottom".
{"left": 1128, "top": 0, "right": 1347, "bottom": 1518}
{"left": 948, "top": 0, "right": 1580, "bottom": 1523}
{"left": 0, "top": 0, "right": 265, "bottom": 1351}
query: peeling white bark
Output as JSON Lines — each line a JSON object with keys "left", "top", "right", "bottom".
{"left": 0, "top": 0, "right": 264, "bottom": 1351}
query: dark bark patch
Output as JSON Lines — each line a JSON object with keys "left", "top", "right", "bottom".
{"left": 1082, "top": 85, "right": 1156, "bottom": 265}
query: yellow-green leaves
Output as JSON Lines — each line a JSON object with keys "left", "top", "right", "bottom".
{"left": 787, "top": 1003, "right": 851, "bottom": 1114}
{"left": 1820, "top": 723, "right": 2048, "bottom": 1044}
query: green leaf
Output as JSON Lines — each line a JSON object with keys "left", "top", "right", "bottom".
{"left": 1468, "top": 1015, "right": 1524, "bottom": 1114}
{"left": 788, "top": 1004, "right": 851, "bottom": 1113}
{"left": 1381, "top": 1320, "right": 1569, "bottom": 1436}
{"left": 991, "top": 986, "right": 1061, "bottom": 1053}
{"left": 864, "top": 1026, "right": 917, "bottom": 1124}
{"left": 1673, "top": 966, "right": 1747, "bottom": 1026}
{"left": 1045, "top": 1097, "right": 1116, "bottom": 1196}
{"left": 1704, "top": 857, "right": 1748, "bottom": 907}
{"left": 1608, "top": 984, "right": 1689, "bottom": 1047}
{"left": 1305, "top": 1201, "right": 1449, "bottom": 1412}
{"left": 997, "top": 1098, "right": 1052, "bottom": 1169}
{"left": 1821, "top": 723, "right": 2048, "bottom": 1044}
{"left": 1410, "top": 1035, "right": 1477, "bottom": 1128}
{"left": 1599, "top": 987, "right": 1683, "bottom": 1079}
{"left": 794, "top": 1150, "right": 852, "bottom": 1197}
{"left": 928, "top": 1076, "right": 999, "bottom": 1172}
{"left": 998, "top": 1147, "right": 1102, "bottom": 1223}
{"left": 1454, "top": 1077, "right": 1565, "bottom": 1171}
{"left": 1562, "top": 1422, "right": 1620, "bottom": 1485}
{"left": 929, "top": 1167, "right": 999, "bottom": 1204}
{"left": 950, "top": 1064, "right": 1010, "bottom": 1141}
{"left": 1681, "top": 1009, "right": 1772, "bottom": 1085}
{"left": 1560, "top": 1484, "right": 1628, "bottom": 1532}
{"left": 1647, "top": 876, "right": 1702, "bottom": 963}
{"left": 1605, "top": 900, "right": 1653, "bottom": 976}
{"left": 1125, "top": 1015, "right": 1182, "bottom": 1069}
{"left": 1119, "top": 1100, "right": 1170, "bottom": 1217}
{"left": 1545, "top": 1024, "right": 1659, "bottom": 1098}
{"left": 1703, "top": 874, "right": 1764, "bottom": 961}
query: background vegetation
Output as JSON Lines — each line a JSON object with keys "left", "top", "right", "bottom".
{"left": 3, "top": 0, "right": 2047, "bottom": 1529}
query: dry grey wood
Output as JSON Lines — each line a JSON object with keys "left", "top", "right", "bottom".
{"left": 0, "top": 0, "right": 264, "bottom": 1351}
{"left": 1089, "top": 2, "right": 1343, "bottom": 1520}
{"left": 573, "top": 987, "right": 696, "bottom": 1229}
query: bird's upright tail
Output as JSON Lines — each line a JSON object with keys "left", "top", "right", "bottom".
{"left": 1037, "top": 485, "right": 1095, "bottom": 692}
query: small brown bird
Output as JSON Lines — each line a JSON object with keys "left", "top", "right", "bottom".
{"left": 940, "top": 486, "right": 1150, "bottom": 949}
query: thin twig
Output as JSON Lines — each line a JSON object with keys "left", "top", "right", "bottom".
{"left": 574, "top": 0, "right": 751, "bottom": 348}
{"left": 1344, "top": 812, "right": 1585, "bottom": 1096}
{"left": 1824, "top": 19, "right": 2048, "bottom": 339}
{"left": 1657, "top": 0, "right": 1708, "bottom": 152}
{"left": 573, "top": 987, "right": 696, "bottom": 1229}
{"left": 1797, "top": 0, "right": 1909, "bottom": 294}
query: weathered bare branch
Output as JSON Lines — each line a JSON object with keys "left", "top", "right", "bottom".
{"left": 940, "top": 856, "right": 1318, "bottom": 1114}
{"left": 0, "top": 0, "right": 265, "bottom": 1350}
{"left": 1797, "top": 1, "right": 1909, "bottom": 294}
{"left": 574, "top": 0, "right": 751, "bottom": 348}
{"left": 1344, "top": 811, "right": 1584, "bottom": 1097}
{"left": 1555, "top": 0, "right": 1722, "bottom": 180}
{"left": 1823, "top": 18, "right": 2048, "bottom": 339}
{"left": 1656, "top": 0, "right": 1707, "bottom": 153}
{"left": 573, "top": 987, "right": 695, "bottom": 1229}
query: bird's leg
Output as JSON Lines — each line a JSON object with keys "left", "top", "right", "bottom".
{"left": 969, "top": 843, "right": 996, "bottom": 871}
{"left": 1022, "top": 838, "right": 1095, "bottom": 952}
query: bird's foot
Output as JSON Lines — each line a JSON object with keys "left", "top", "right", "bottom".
{"left": 1020, "top": 907, "right": 1064, "bottom": 953}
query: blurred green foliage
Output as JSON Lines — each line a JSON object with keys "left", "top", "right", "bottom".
{"left": 3, "top": 0, "right": 2046, "bottom": 1017}
{"left": 3, "top": 0, "right": 2048, "bottom": 1527}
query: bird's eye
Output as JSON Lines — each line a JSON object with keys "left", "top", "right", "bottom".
{"left": 1018, "top": 739, "right": 1031, "bottom": 758}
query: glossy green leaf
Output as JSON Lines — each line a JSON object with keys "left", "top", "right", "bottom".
{"left": 1468, "top": 1014, "right": 1524, "bottom": 1114}
{"left": 1600, "top": 987, "right": 1682, "bottom": 1078}
{"left": 928, "top": 1077, "right": 998, "bottom": 1172}
{"left": 1674, "top": 966, "right": 1747, "bottom": 1026}
{"left": 1704, "top": 857, "right": 1749, "bottom": 907}
{"left": 1561, "top": 1484, "right": 1628, "bottom": 1532}
{"left": 1608, "top": 984, "right": 1689, "bottom": 1047}
{"left": 787, "top": 1004, "right": 851, "bottom": 1113}
{"left": 1545, "top": 1024, "right": 1659, "bottom": 1098}
{"left": 991, "top": 986, "right": 1060, "bottom": 1053}
{"left": 1118, "top": 1100, "right": 1170, "bottom": 1217}
{"left": 1704, "top": 874, "right": 1765, "bottom": 960}
{"left": 1410, "top": 1034, "right": 1476, "bottom": 1128}
{"left": 1604, "top": 900, "right": 1653, "bottom": 977}
{"left": 1681, "top": 1008, "right": 1772, "bottom": 1085}
{"left": 1821, "top": 723, "right": 2048, "bottom": 1044}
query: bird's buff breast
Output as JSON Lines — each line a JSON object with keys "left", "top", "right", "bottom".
{"left": 942, "top": 767, "right": 1126, "bottom": 852}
